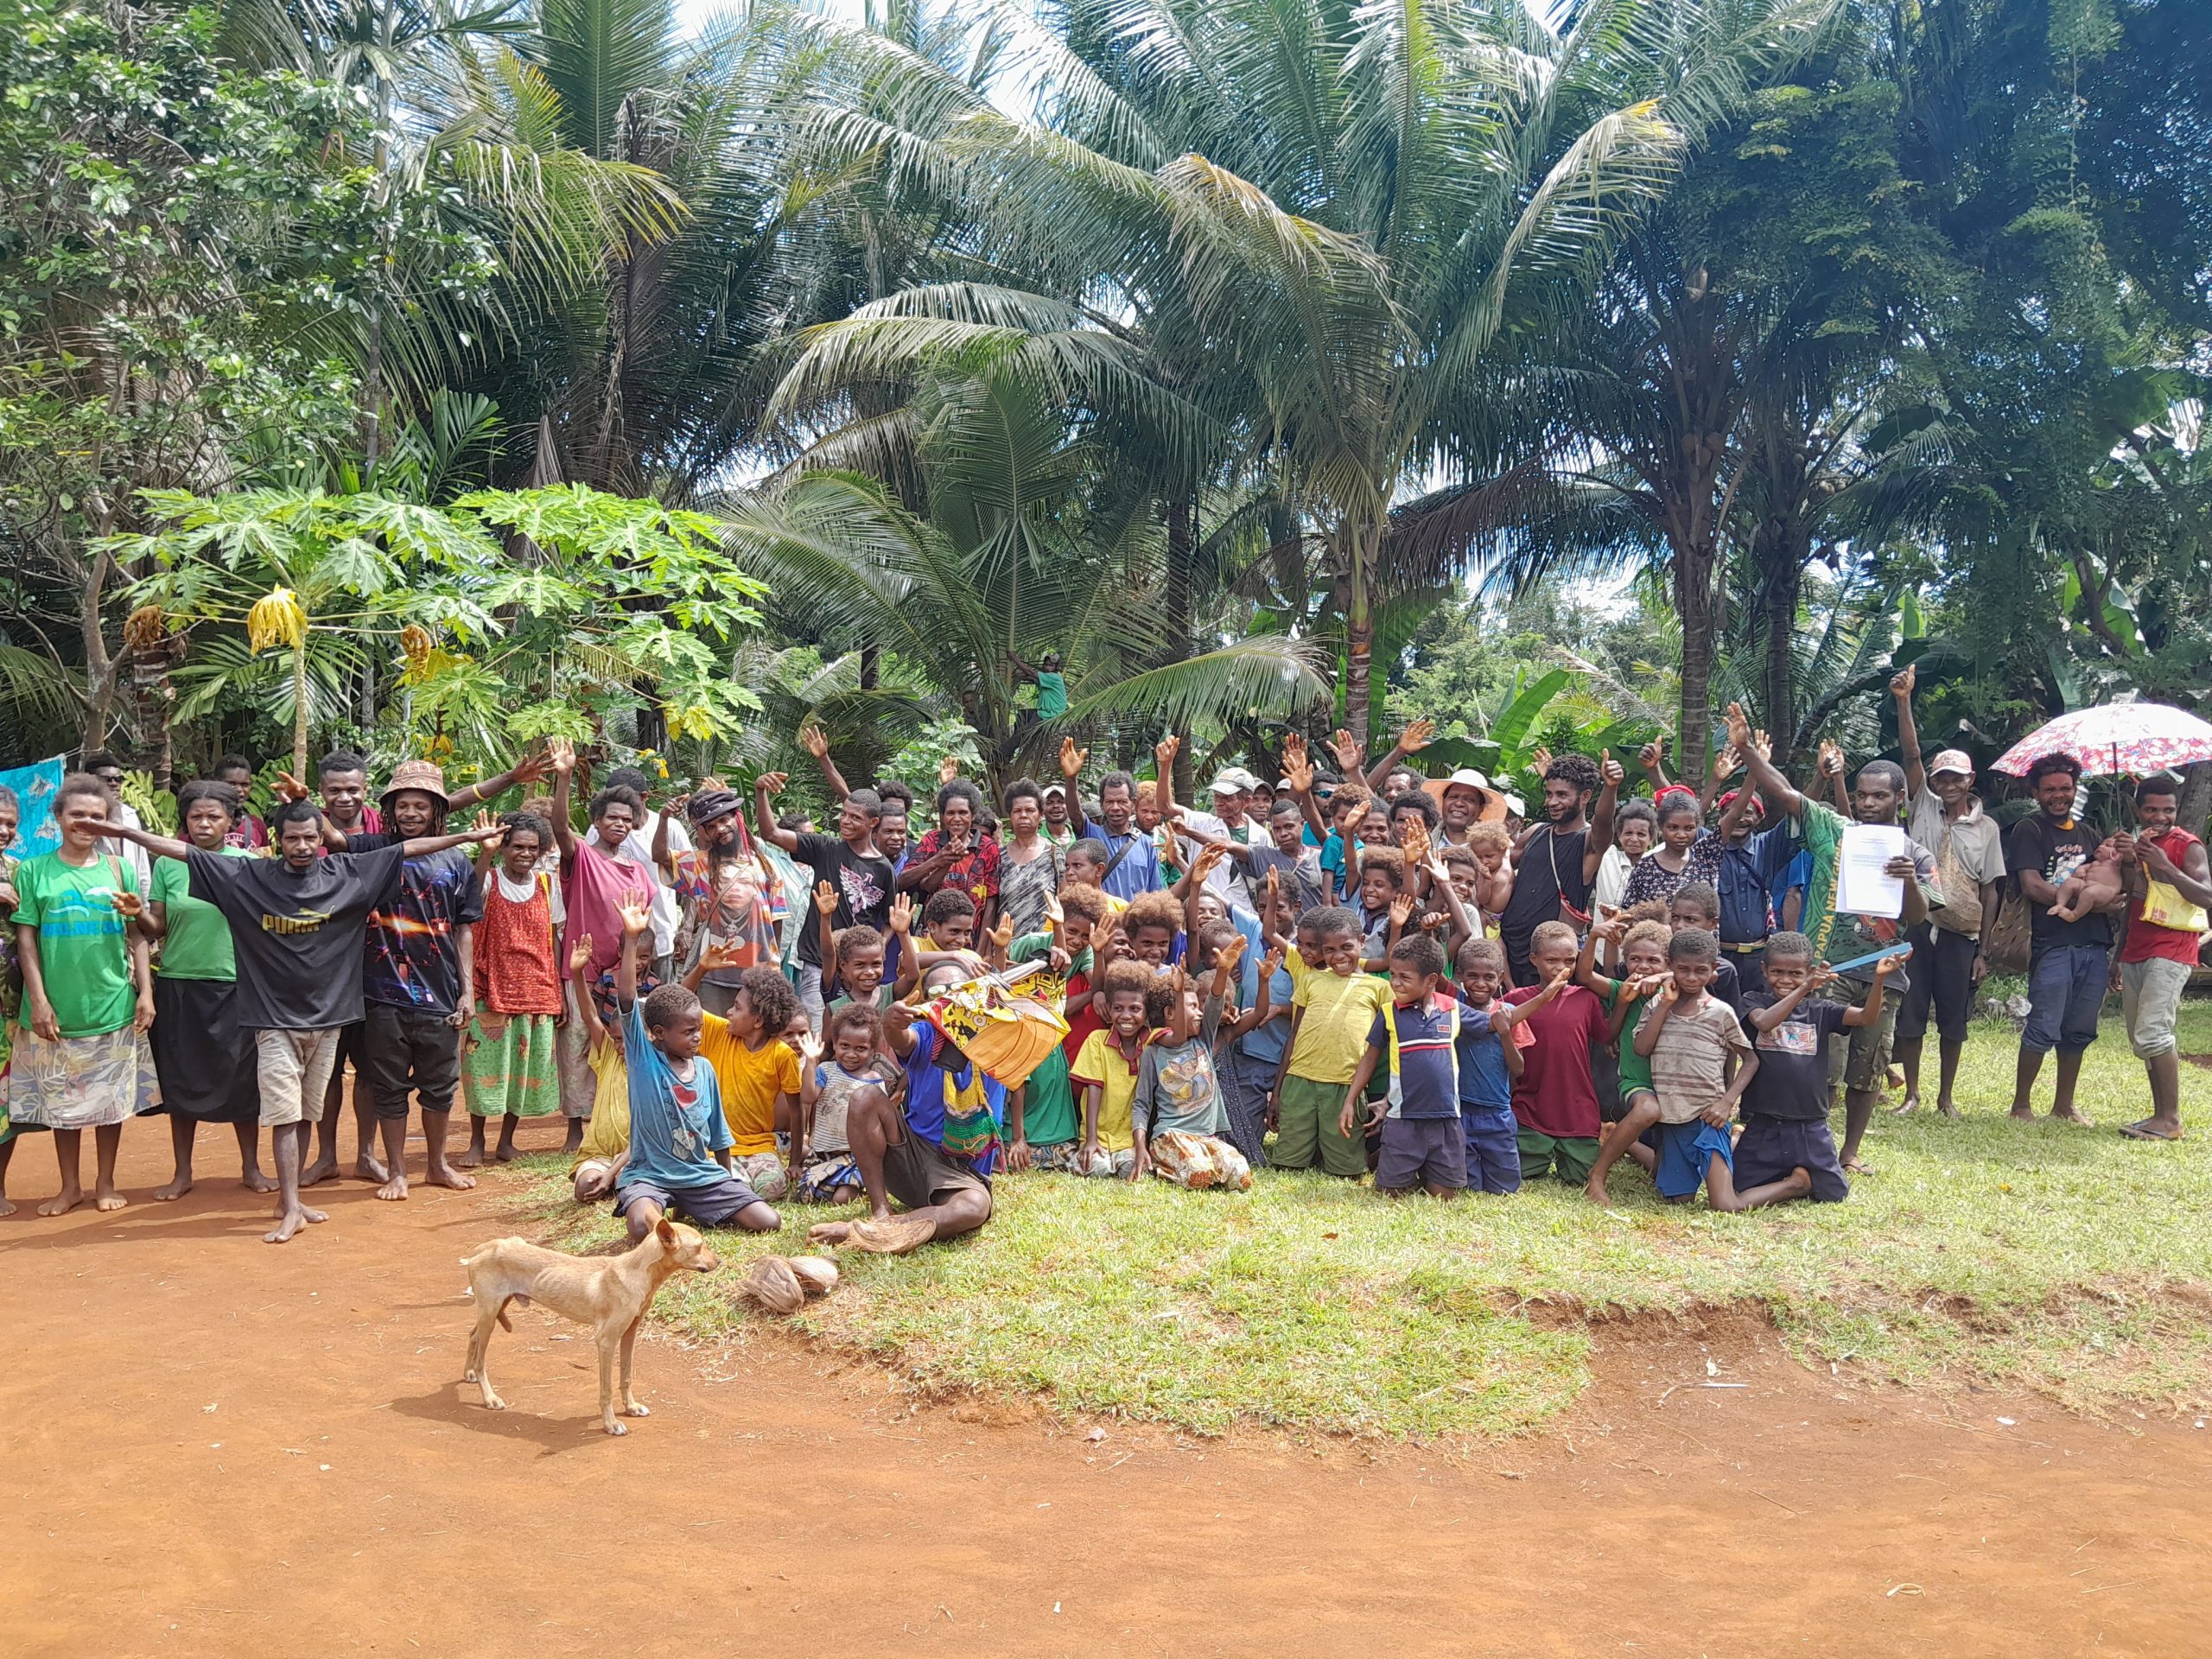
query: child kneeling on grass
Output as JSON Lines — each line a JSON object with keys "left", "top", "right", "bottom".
{"left": 1450, "top": 938, "right": 1524, "bottom": 1193}
{"left": 1613, "top": 928, "right": 1788, "bottom": 1211}
{"left": 1128, "top": 937, "right": 1256, "bottom": 1191}
{"left": 1070, "top": 959, "right": 1155, "bottom": 1177}
{"left": 1341, "top": 933, "right": 1467, "bottom": 1197}
{"left": 1738, "top": 931, "right": 1897, "bottom": 1204}
{"left": 603, "top": 899, "right": 782, "bottom": 1239}
{"left": 1577, "top": 914, "right": 1672, "bottom": 1205}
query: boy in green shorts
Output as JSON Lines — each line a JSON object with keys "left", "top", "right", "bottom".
{"left": 1577, "top": 915, "right": 1672, "bottom": 1205}
{"left": 1269, "top": 906, "right": 1390, "bottom": 1177}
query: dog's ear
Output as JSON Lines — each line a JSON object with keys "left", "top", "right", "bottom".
{"left": 655, "top": 1216, "right": 677, "bottom": 1246}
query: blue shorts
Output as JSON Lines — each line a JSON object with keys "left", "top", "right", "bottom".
{"left": 1732, "top": 1113, "right": 1847, "bottom": 1203}
{"left": 1376, "top": 1116, "right": 1468, "bottom": 1191}
{"left": 1459, "top": 1102, "right": 1521, "bottom": 1193}
{"left": 2023, "top": 943, "right": 2111, "bottom": 1054}
{"left": 613, "top": 1172, "right": 765, "bottom": 1226}
{"left": 1643, "top": 1120, "right": 1734, "bottom": 1200}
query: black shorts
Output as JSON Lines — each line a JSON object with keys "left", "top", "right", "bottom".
{"left": 361, "top": 1003, "right": 461, "bottom": 1119}
{"left": 1733, "top": 1113, "right": 1848, "bottom": 1203}
{"left": 1375, "top": 1116, "right": 1468, "bottom": 1191}
{"left": 882, "top": 1128, "right": 991, "bottom": 1217}
{"left": 1897, "top": 925, "right": 1977, "bottom": 1045}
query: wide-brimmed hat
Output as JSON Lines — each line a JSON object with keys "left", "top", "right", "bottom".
{"left": 1424, "top": 766, "right": 1508, "bottom": 823}
{"left": 380, "top": 759, "right": 449, "bottom": 813}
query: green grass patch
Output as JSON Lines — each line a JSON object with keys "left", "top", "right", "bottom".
{"left": 502, "top": 1008, "right": 2212, "bottom": 1440}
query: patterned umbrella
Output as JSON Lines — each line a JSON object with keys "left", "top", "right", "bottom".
{"left": 1991, "top": 702, "right": 2212, "bottom": 777}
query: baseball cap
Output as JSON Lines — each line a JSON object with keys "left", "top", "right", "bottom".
{"left": 1041, "top": 782, "right": 1067, "bottom": 799}
{"left": 1929, "top": 749, "right": 1975, "bottom": 778}
{"left": 1210, "top": 766, "right": 1258, "bottom": 796}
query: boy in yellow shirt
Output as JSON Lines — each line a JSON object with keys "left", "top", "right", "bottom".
{"left": 1269, "top": 906, "right": 1390, "bottom": 1177}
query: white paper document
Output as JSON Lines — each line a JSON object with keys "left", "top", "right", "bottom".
{"left": 1835, "top": 824, "right": 1908, "bottom": 918}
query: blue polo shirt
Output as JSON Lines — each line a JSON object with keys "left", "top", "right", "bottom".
{"left": 1715, "top": 827, "right": 1794, "bottom": 948}
{"left": 1367, "top": 995, "right": 1461, "bottom": 1120}
{"left": 1452, "top": 1009, "right": 1514, "bottom": 1110}
{"left": 1094, "top": 828, "right": 1163, "bottom": 900}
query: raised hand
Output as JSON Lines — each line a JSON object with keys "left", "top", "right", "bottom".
{"left": 1192, "top": 843, "right": 1226, "bottom": 884}
{"left": 938, "top": 753, "right": 961, "bottom": 786}
{"left": 886, "top": 892, "right": 913, "bottom": 937}
{"left": 546, "top": 737, "right": 575, "bottom": 775}
{"left": 797, "top": 1029, "right": 824, "bottom": 1066}
{"left": 617, "top": 898, "right": 652, "bottom": 939}
{"left": 1059, "top": 736, "right": 1087, "bottom": 779}
{"left": 1154, "top": 733, "right": 1180, "bottom": 776}
{"left": 1326, "top": 728, "right": 1363, "bottom": 772}
{"left": 569, "top": 933, "right": 594, "bottom": 976}
{"left": 757, "top": 770, "right": 788, "bottom": 798}
{"left": 1389, "top": 892, "right": 1415, "bottom": 928}
{"left": 1747, "top": 728, "right": 1772, "bottom": 765}
{"left": 1043, "top": 889, "right": 1065, "bottom": 926}
{"left": 814, "top": 880, "right": 839, "bottom": 917}
{"left": 799, "top": 722, "right": 830, "bottom": 760}
{"left": 1281, "top": 747, "right": 1314, "bottom": 794}
{"left": 1818, "top": 738, "right": 1845, "bottom": 778}
{"left": 1722, "top": 703, "right": 1752, "bottom": 753}
{"left": 992, "top": 914, "right": 1015, "bottom": 953}
{"left": 1529, "top": 744, "right": 1554, "bottom": 776}
{"left": 1396, "top": 716, "right": 1435, "bottom": 755}
{"left": 699, "top": 940, "right": 746, "bottom": 974}
{"left": 1638, "top": 737, "right": 1667, "bottom": 773}
{"left": 1712, "top": 742, "right": 1741, "bottom": 781}
{"left": 274, "top": 770, "right": 312, "bottom": 803}
{"left": 1890, "top": 663, "right": 1916, "bottom": 700}
{"left": 1398, "top": 817, "right": 1431, "bottom": 867}
{"left": 511, "top": 747, "right": 555, "bottom": 787}
{"left": 1214, "top": 931, "right": 1247, "bottom": 973}
{"left": 1600, "top": 756, "right": 1626, "bottom": 789}
{"left": 469, "top": 809, "right": 505, "bottom": 846}
{"left": 1259, "top": 946, "right": 1284, "bottom": 980}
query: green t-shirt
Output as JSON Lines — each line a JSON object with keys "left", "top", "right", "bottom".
{"left": 1007, "top": 931, "right": 1081, "bottom": 1145}
{"left": 152, "top": 848, "right": 250, "bottom": 982}
{"left": 1604, "top": 982, "right": 1656, "bottom": 1099}
{"left": 13, "top": 849, "right": 142, "bottom": 1038}
{"left": 1036, "top": 671, "right": 1068, "bottom": 720}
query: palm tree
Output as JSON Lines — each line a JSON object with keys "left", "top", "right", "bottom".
{"left": 722, "top": 369, "right": 1328, "bottom": 794}
{"left": 779, "top": 0, "right": 1838, "bottom": 736}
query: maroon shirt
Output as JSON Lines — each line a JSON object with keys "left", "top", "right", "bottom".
{"left": 1504, "top": 982, "right": 1611, "bottom": 1141}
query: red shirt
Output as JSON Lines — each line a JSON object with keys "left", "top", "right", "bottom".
{"left": 1060, "top": 966, "right": 1103, "bottom": 1062}
{"left": 2122, "top": 828, "right": 2207, "bottom": 966}
{"left": 1504, "top": 982, "right": 1611, "bottom": 1141}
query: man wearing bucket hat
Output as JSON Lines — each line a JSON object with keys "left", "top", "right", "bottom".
{"left": 1428, "top": 768, "right": 1509, "bottom": 847}
{"left": 341, "top": 759, "right": 488, "bottom": 1201}
{"left": 1892, "top": 667, "right": 2007, "bottom": 1117}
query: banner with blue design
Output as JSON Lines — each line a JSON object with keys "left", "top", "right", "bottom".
{"left": 0, "top": 756, "right": 67, "bottom": 861}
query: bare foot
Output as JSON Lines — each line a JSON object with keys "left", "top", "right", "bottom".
{"left": 94, "top": 1186, "right": 128, "bottom": 1212}
{"left": 355, "top": 1154, "right": 391, "bottom": 1184}
{"left": 153, "top": 1175, "right": 194, "bottom": 1201}
{"left": 1583, "top": 1176, "right": 1611, "bottom": 1206}
{"left": 375, "top": 1173, "right": 410, "bottom": 1201}
{"left": 240, "top": 1167, "right": 277, "bottom": 1193}
{"left": 492, "top": 1143, "right": 518, "bottom": 1163}
{"left": 302, "top": 1204, "right": 328, "bottom": 1224}
{"left": 37, "top": 1188, "right": 84, "bottom": 1217}
{"left": 1889, "top": 1093, "right": 1919, "bottom": 1116}
{"left": 1885, "top": 1065, "right": 1906, "bottom": 1093}
{"left": 425, "top": 1165, "right": 476, "bottom": 1191}
{"left": 264, "top": 1205, "right": 319, "bottom": 1243}
{"left": 301, "top": 1154, "right": 339, "bottom": 1187}
{"left": 455, "top": 1147, "right": 486, "bottom": 1169}
{"left": 1936, "top": 1097, "right": 1961, "bottom": 1119}
{"left": 2008, "top": 1104, "right": 2034, "bottom": 1122}
{"left": 2051, "top": 1105, "right": 2093, "bottom": 1127}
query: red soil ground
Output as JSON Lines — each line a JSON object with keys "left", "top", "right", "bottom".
{"left": 4, "top": 1113, "right": 2206, "bottom": 1657}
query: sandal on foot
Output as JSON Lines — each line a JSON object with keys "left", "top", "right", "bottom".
{"left": 2120, "top": 1120, "right": 2184, "bottom": 1142}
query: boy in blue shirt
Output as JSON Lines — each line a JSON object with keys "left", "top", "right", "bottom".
{"left": 606, "top": 898, "right": 783, "bottom": 1241}
{"left": 1451, "top": 938, "right": 1523, "bottom": 1192}
{"left": 1341, "top": 933, "right": 1467, "bottom": 1197}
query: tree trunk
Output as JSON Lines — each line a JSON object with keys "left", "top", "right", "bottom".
{"left": 1164, "top": 493, "right": 1196, "bottom": 798}
{"left": 290, "top": 641, "right": 309, "bottom": 779}
{"left": 1675, "top": 543, "right": 1716, "bottom": 768}
{"left": 78, "top": 549, "right": 117, "bottom": 758}
{"left": 1343, "top": 524, "right": 1375, "bottom": 747}
{"left": 1761, "top": 532, "right": 1801, "bottom": 768}
{"left": 2177, "top": 760, "right": 2212, "bottom": 841}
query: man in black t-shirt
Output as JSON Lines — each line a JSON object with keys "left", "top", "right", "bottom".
{"left": 2005, "top": 753, "right": 2119, "bottom": 1123}
{"left": 1499, "top": 753, "right": 1624, "bottom": 986}
{"left": 99, "top": 800, "right": 499, "bottom": 1243}
{"left": 753, "top": 771, "right": 893, "bottom": 1030}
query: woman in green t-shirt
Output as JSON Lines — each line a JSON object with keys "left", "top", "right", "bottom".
{"left": 10, "top": 772, "right": 157, "bottom": 1216}
{"left": 142, "top": 779, "right": 269, "bottom": 1202}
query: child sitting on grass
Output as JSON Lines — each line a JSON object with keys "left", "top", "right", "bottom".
{"left": 1070, "top": 958, "right": 1155, "bottom": 1178}
{"left": 1269, "top": 905, "right": 1392, "bottom": 1179}
{"left": 603, "top": 898, "right": 782, "bottom": 1238}
{"left": 1738, "top": 931, "right": 1897, "bottom": 1204}
{"left": 1341, "top": 933, "right": 1467, "bottom": 1198}
{"left": 1128, "top": 939, "right": 1256, "bottom": 1190}
{"left": 1620, "top": 928, "right": 1789, "bottom": 1211}
{"left": 1450, "top": 938, "right": 1523, "bottom": 1193}
{"left": 697, "top": 963, "right": 804, "bottom": 1201}
{"left": 794, "top": 1004, "right": 890, "bottom": 1203}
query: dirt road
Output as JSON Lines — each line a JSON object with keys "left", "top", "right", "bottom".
{"left": 5, "top": 1116, "right": 2205, "bottom": 1657}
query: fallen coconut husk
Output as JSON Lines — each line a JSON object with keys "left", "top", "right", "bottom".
{"left": 735, "top": 1255, "right": 805, "bottom": 1315}
{"left": 787, "top": 1255, "right": 840, "bottom": 1296}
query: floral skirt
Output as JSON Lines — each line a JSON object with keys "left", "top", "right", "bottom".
{"left": 461, "top": 1011, "right": 563, "bottom": 1118}
{"left": 9, "top": 1024, "right": 159, "bottom": 1130}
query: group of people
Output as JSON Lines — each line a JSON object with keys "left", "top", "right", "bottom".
{"left": 0, "top": 670, "right": 2201, "bottom": 1252}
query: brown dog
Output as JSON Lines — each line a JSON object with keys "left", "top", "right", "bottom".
{"left": 461, "top": 1217, "right": 719, "bottom": 1435}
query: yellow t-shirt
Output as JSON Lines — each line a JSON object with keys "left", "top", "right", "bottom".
{"left": 1288, "top": 965, "right": 1391, "bottom": 1084}
{"left": 1068, "top": 1027, "right": 1144, "bottom": 1153}
{"left": 571, "top": 1039, "right": 630, "bottom": 1168}
{"left": 700, "top": 1019, "right": 802, "bottom": 1155}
